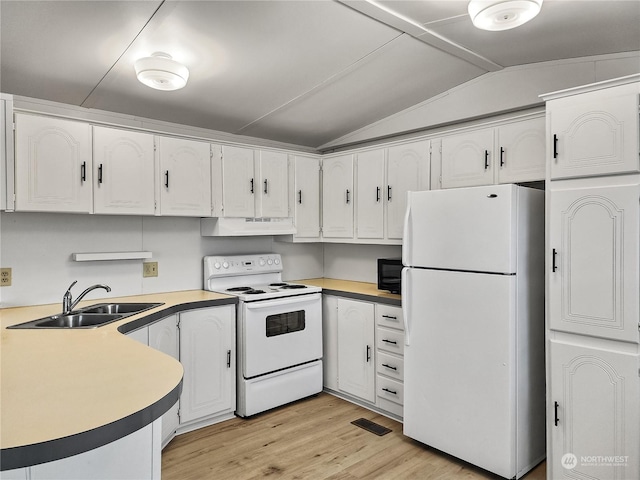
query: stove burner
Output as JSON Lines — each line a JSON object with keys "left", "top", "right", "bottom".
{"left": 227, "top": 286, "right": 252, "bottom": 292}
{"left": 244, "top": 289, "right": 266, "bottom": 295}
{"left": 269, "top": 283, "right": 288, "bottom": 287}
{"left": 280, "top": 284, "right": 307, "bottom": 290}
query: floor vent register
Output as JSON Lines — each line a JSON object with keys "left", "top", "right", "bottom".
{"left": 351, "top": 418, "right": 391, "bottom": 436}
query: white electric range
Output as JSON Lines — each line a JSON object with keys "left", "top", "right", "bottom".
{"left": 204, "top": 254, "right": 322, "bottom": 417}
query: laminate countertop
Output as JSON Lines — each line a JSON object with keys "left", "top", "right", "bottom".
{"left": 0, "top": 290, "right": 236, "bottom": 471}
{"left": 294, "top": 278, "right": 402, "bottom": 306}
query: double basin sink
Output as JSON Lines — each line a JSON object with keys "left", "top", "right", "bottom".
{"left": 9, "top": 303, "right": 163, "bottom": 329}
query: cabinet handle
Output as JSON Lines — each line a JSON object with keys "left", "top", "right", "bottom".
{"left": 80, "top": 161, "right": 87, "bottom": 182}
{"left": 554, "top": 401, "right": 560, "bottom": 426}
{"left": 553, "top": 134, "right": 559, "bottom": 159}
{"left": 227, "top": 350, "right": 231, "bottom": 368}
{"left": 346, "top": 189, "right": 350, "bottom": 204}
{"left": 382, "top": 339, "right": 397, "bottom": 345}
{"left": 382, "top": 387, "right": 397, "bottom": 395}
{"left": 382, "top": 315, "right": 397, "bottom": 320}
{"left": 298, "top": 190, "right": 302, "bottom": 204}
{"left": 366, "top": 345, "right": 371, "bottom": 362}
{"left": 387, "top": 185, "right": 392, "bottom": 201}
{"left": 552, "top": 248, "right": 558, "bottom": 272}
{"left": 500, "top": 147, "right": 505, "bottom": 167}
{"left": 382, "top": 363, "right": 397, "bottom": 371}
{"left": 250, "top": 178, "right": 254, "bottom": 194}
{"left": 484, "top": 150, "right": 489, "bottom": 170}
{"left": 264, "top": 179, "right": 268, "bottom": 194}
{"left": 164, "top": 171, "right": 169, "bottom": 189}
{"left": 376, "top": 186, "right": 381, "bottom": 202}
{"left": 98, "top": 164, "right": 103, "bottom": 184}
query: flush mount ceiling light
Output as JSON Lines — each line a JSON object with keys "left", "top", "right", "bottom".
{"left": 134, "top": 52, "right": 189, "bottom": 91}
{"left": 468, "top": 0, "right": 543, "bottom": 31}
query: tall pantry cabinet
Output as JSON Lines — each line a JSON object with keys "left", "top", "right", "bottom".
{"left": 543, "top": 75, "right": 640, "bottom": 480}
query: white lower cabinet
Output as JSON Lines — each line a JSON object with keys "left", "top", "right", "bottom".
{"left": 549, "top": 338, "right": 640, "bottom": 480}
{"left": 178, "top": 305, "right": 235, "bottom": 431}
{"left": 323, "top": 295, "right": 403, "bottom": 418}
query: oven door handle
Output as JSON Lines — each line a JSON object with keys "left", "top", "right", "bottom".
{"left": 244, "top": 295, "right": 319, "bottom": 310}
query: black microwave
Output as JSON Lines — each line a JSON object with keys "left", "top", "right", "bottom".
{"left": 377, "top": 258, "right": 403, "bottom": 294}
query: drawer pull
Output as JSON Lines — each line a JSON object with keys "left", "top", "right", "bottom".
{"left": 382, "top": 315, "right": 397, "bottom": 320}
{"left": 382, "top": 363, "right": 397, "bottom": 371}
{"left": 382, "top": 339, "right": 397, "bottom": 345}
{"left": 382, "top": 387, "right": 397, "bottom": 395}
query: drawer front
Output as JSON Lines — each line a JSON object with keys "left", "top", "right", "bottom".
{"left": 376, "top": 327, "right": 404, "bottom": 355}
{"left": 377, "top": 351, "right": 404, "bottom": 381}
{"left": 376, "top": 304, "right": 403, "bottom": 331}
{"left": 377, "top": 375, "right": 404, "bottom": 406}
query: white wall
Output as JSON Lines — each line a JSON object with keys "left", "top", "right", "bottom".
{"left": 323, "top": 243, "right": 401, "bottom": 284}
{"left": 0, "top": 212, "right": 323, "bottom": 308}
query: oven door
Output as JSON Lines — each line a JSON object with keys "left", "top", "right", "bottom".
{"left": 241, "top": 293, "right": 322, "bottom": 378}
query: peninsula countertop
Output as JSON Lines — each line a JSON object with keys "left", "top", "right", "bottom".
{"left": 0, "top": 290, "right": 236, "bottom": 470}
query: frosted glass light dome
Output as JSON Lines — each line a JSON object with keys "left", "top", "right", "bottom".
{"left": 468, "top": 0, "right": 543, "bottom": 31}
{"left": 134, "top": 52, "right": 189, "bottom": 91}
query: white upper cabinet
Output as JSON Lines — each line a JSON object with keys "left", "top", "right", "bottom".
{"left": 291, "top": 155, "right": 321, "bottom": 239}
{"left": 495, "top": 116, "right": 545, "bottom": 184}
{"left": 15, "top": 113, "right": 92, "bottom": 213}
{"left": 255, "top": 150, "right": 288, "bottom": 218}
{"left": 549, "top": 182, "right": 639, "bottom": 343}
{"left": 216, "top": 144, "right": 255, "bottom": 217}
{"left": 386, "top": 140, "right": 430, "bottom": 240}
{"left": 322, "top": 154, "right": 354, "bottom": 238}
{"left": 356, "top": 149, "right": 385, "bottom": 239}
{"left": 548, "top": 82, "right": 640, "bottom": 180}
{"left": 441, "top": 128, "right": 494, "bottom": 189}
{"left": 157, "top": 136, "right": 211, "bottom": 217}
{"left": 92, "top": 126, "right": 155, "bottom": 215}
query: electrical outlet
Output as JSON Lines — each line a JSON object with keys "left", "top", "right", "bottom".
{"left": 143, "top": 262, "right": 158, "bottom": 278}
{"left": 0, "top": 268, "right": 12, "bottom": 287}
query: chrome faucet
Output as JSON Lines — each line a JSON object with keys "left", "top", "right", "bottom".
{"left": 62, "top": 281, "right": 111, "bottom": 314}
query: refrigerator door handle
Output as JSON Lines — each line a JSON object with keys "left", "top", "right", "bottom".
{"left": 402, "top": 195, "right": 412, "bottom": 266}
{"left": 402, "top": 267, "right": 410, "bottom": 346}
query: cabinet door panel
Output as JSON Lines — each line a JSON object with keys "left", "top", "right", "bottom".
{"left": 158, "top": 137, "right": 211, "bottom": 216}
{"left": 441, "top": 129, "right": 493, "bottom": 189}
{"left": 496, "top": 117, "right": 545, "bottom": 184}
{"left": 257, "top": 150, "right": 288, "bottom": 218}
{"left": 221, "top": 145, "right": 254, "bottom": 217}
{"left": 386, "top": 140, "right": 430, "bottom": 239}
{"left": 322, "top": 155, "right": 354, "bottom": 238}
{"left": 93, "top": 126, "right": 155, "bottom": 215}
{"left": 550, "top": 85, "right": 640, "bottom": 179}
{"left": 337, "top": 299, "right": 375, "bottom": 403}
{"left": 549, "top": 340, "right": 640, "bottom": 480}
{"left": 293, "top": 155, "right": 320, "bottom": 238}
{"left": 356, "top": 149, "right": 385, "bottom": 239}
{"left": 15, "top": 114, "right": 92, "bottom": 212}
{"left": 549, "top": 184, "right": 639, "bottom": 343}
{"left": 179, "top": 306, "right": 235, "bottom": 424}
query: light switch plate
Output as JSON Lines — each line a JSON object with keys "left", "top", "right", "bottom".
{"left": 143, "top": 262, "right": 158, "bottom": 278}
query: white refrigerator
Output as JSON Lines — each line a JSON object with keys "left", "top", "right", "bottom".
{"left": 401, "top": 184, "right": 546, "bottom": 479}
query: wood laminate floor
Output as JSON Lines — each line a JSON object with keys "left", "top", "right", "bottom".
{"left": 162, "top": 393, "right": 546, "bottom": 480}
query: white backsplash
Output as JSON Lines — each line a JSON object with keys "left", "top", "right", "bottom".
{"left": 323, "top": 243, "right": 401, "bottom": 284}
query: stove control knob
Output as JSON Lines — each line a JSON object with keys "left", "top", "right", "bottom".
{"left": 267, "top": 259, "right": 273, "bottom": 265}
{"left": 274, "top": 258, "right": 281, "bottom": 265}
{"left": 259, "top": 258, "right": 266, "bottom": 267}
{"left": 222, "top": 261, "right": 229, "bottom": 269}
{"left": 214, "top": 262, "right": 221, "bottom": 270}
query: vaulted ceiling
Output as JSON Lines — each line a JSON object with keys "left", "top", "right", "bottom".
{"left": 1, "top": 1, "right": 639, "bottom": 149}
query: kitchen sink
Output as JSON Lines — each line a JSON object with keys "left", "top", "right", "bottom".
{"left": 8, "top": 302, "right": 163, "bottom": 329}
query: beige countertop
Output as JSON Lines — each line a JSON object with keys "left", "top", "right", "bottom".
{"left": 295, "top": 278, "right": 402, "bottom": 305}
{"left": 0, "top": 290, "right": 235, "bottom": 470}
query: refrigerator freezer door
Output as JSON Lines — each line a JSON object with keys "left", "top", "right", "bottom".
{"left": 403, "top": 268, "right": 517, "bottom": 478}
{"left": 403, "top": 184, "right": 517, "bottom": 274}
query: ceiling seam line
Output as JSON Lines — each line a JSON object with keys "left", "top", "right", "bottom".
{"left": 234, "top": 33, "right": 405, "bottom": 135}
{"left": 79, "top": 0, "right": 167, "bottom": 108}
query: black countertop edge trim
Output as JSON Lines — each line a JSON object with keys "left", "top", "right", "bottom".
{"left": 0, "top": 379, "right": 183, "bottom": 471}
{"left": 320, "top": 288, "right": 402, "bottom": 306}
{"left": 117, "top": 297, "right": 238, "bottom": 334}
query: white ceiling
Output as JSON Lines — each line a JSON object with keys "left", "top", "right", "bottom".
{"left": 1, "top": 0, "right": 639, "bottom": 149}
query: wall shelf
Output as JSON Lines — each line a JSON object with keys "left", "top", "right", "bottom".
{"left": 72, "top": 251, "right": 153, "bottom": 262}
